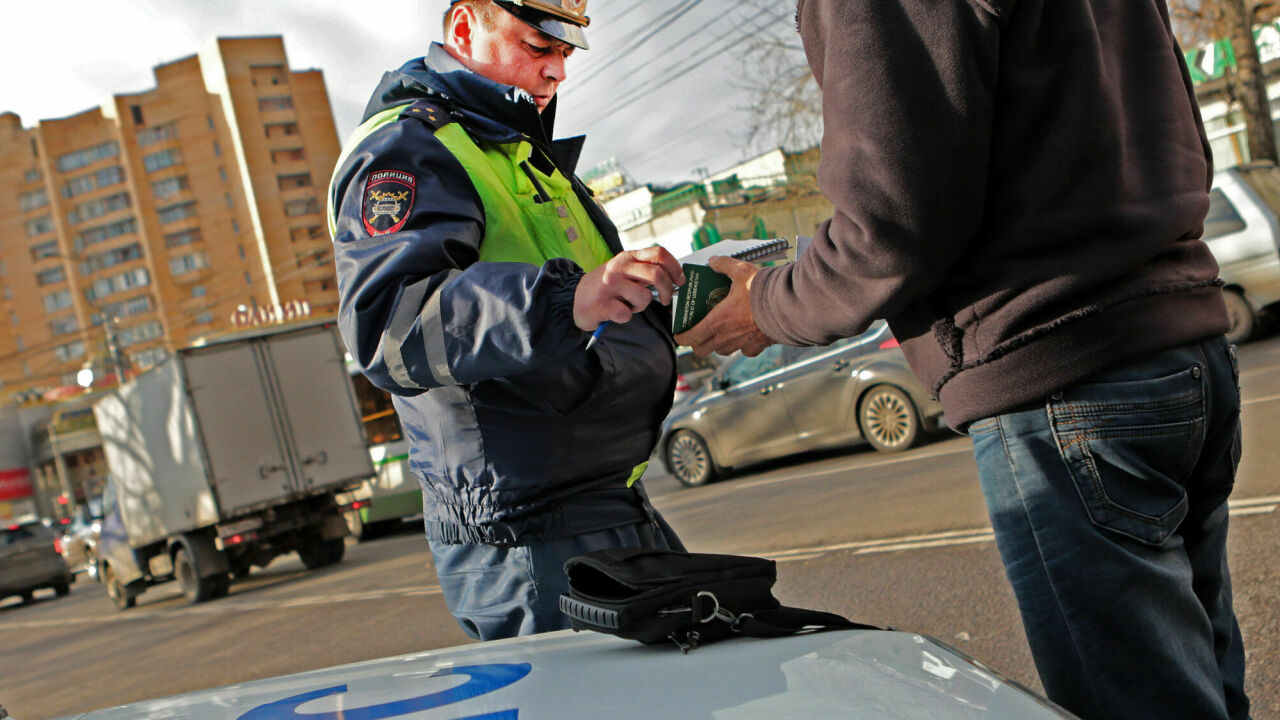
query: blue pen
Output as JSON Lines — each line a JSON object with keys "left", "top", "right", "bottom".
{"left": 585, "top": 287, "right": 665, "bottom": 351}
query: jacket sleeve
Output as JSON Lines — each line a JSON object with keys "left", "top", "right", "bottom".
{"left": 750, "top": 0, "right": 1002, "bottom": 346}
{"left": 330, "top": 115, "right": 586, "bottom": 396}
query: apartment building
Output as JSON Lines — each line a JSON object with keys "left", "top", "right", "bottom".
{"left": 0, "top": 36, "right": 339, "bottom": 398}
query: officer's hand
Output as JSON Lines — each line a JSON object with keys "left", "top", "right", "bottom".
{"left": 574, "top": 246, "right": 685, "bottom": 331}
{"left": 673, "top": 256, "right": 773, "bottom": 357}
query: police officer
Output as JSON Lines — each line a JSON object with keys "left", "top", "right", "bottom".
{"left": 328, "top": 0, "right": 687, "bottom": 641}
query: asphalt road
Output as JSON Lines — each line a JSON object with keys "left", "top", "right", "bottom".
{"left": 4, "top": 336, "right": 1280, "bottom": 719}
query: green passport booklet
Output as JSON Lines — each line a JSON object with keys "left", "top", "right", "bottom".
{"left": 672, "top": 263, "right": 733, "bottom": 334}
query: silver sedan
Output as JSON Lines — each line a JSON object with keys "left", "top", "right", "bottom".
{"left": 658, "top": 322, "right": 946, "bottom": 487}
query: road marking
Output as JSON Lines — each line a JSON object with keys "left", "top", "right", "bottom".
{"left": 1243, "top": 392, "right": 1280, "bottom": 406}
{"left": 0, "top": 584, "right": 443, "bottom": 631}
{"left": 754, "top": 496, "right": 1279, "bottom": 563}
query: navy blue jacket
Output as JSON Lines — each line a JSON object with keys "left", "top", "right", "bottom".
{"left": 329, "top": 46, "right": 675, "bottom": 543}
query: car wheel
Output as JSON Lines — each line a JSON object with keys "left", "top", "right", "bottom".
{"left": 1223, "top": 289, "right": 1256, "bottom": 345}
{"left": 103, "top": 564, "right": 136, "bottom": 611}
{"left": 175, "top": 545, "right": 220, "bottom": 604}
{"left": 20, "top": 590, "right": 34, "bottom": 605}
{"left": 54, "top": 581, "right": 71, "bottom": 597}
{"left": 666, "top": 430, "right": 717, "bottom": 487}
{"left": 859, "top": 385, "right": 920, "bottom": 453}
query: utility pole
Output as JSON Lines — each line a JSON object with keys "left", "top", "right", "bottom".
{"left": 103, "top": 315, "right": 129, "bottom": 382}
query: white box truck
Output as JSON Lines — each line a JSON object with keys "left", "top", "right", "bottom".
{"left": 94, "top": 320, "right": 374, "bottom": 609}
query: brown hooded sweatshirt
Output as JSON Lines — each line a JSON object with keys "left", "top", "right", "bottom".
{"left": 751, "top": 0, "right": 1228, "bottom": 428}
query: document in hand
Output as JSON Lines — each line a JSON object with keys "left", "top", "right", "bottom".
{"left": 672, "top": 238, "right": 792, "bottom": 334}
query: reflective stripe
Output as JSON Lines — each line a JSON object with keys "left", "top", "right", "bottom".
{"left": 626, "top": 461, "right": 649, "bottom": 488}
{"left": 384, "top": 279, "right": 432, "bottom": 391}
{"left": 422, "top": 270, "right": 461, "bottom": 386}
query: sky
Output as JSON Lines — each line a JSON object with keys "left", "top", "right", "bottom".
{"left": 0, "top": 0, "right": 800, "bottom": 185}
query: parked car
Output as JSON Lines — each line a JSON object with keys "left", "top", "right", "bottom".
{"left": 673, "top": 346, "right": 724, "bottom": 406}
{"left": 0, "top": 519, "right": 73, "bottom": 605}
{"left": 59, "top": 504, "right": 102, "bottom": 579}
{"left": 658, "top": 322, "right": 946, "bottom": 487}
{"left": 1205, "top": 162, "right": 1280, "bottom": 343}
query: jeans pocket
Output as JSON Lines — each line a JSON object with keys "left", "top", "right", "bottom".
{"left": 1049, "top": 366, "right": 1205, "bottom": 547}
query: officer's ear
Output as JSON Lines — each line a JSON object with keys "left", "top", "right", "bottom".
{"left": 446, "top": 4, "right": 479, "bottom": 57}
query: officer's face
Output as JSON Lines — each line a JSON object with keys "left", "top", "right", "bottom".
{"left": 450, "top": 7, "right": 575, "bottom": 113}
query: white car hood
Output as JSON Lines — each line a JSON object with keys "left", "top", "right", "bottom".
{"left": 56, "top": 629, "right": 1075, "bottom": 719}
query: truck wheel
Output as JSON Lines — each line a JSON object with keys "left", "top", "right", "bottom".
{"left": 175, "top": 545, "right": 222, "bottom": 604}
{"left": 859, "top": 385, "right": 920, "bottom": 453}
{"left": 298, "top": 535, "right": 345, "bottom": 570}
{"left": 1223, "top": 289, "right": 1256, "bottom": 345}
{"left": 103, "top": 565, "right": 136, "bottom": 611}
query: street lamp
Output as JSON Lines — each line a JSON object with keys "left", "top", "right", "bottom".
{"left": 76, "top": 367, "right": 94, "bottom": 389}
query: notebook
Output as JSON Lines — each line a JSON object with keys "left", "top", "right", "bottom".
{"left": 672, "top": 238, "right": 792, "bottom": 334}
{"left": 678, "top": 237, "right": 792, "bottom": 266}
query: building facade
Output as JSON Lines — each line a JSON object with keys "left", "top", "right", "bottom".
{"left": 0, "top": 36, "right": 339, "bottom": 400}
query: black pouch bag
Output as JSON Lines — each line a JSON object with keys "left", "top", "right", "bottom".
{"left": 559, "top": 547, "right": 880, "bottom": 652}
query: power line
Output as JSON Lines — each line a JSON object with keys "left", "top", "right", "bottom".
{"left": 566, "top": 0, "right": 709, "bottom": 89}
{"left": 576, "top": 5, "right": 775, "bottom": 129}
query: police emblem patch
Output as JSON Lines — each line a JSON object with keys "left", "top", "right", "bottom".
{"left": 362, "top": 170, "right": 417, "bottom": 236}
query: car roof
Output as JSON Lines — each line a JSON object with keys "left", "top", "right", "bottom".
{"left": 56, "top": 629, "right": 1071, "bottom": 719}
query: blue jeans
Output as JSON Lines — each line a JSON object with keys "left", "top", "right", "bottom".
{"left": 969, "top": 336, "right": 1249, "bottom": 720}
{"left": 428, "top": 514, "right": 684, "bottom": 641}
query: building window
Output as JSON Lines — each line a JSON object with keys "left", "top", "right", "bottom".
{"left": 231, "top": 219, "right": 241, "bottom": 234}
{"left": 213, "top": 141, "right": 221, "bottom": 157}
{"left": 130, "top": 105, "right": 145, "bottom": 126}
{"left": 169, "top": 251, "right": 209, "bottom": 276}
{"left": 291, "top": 225, "right": 327, "bottom": 242}
{"left": 36, "top": 267, "right": 65, "bottom": 286}
{"left": 244, "top": 271, "right": 252, "bottom": 286}
{"left": 63, "top": 165, "right": 124, "bottom": 198}
{"left": 49, "top": 316, "right": 79, "bottom": 336}
{"left": 152, "top": 175, "right": 190, "bottom": 199}
{"left": 207, "top": 115, "right": 215, "bottom": 130}
{"left": 81, "top": 242, "right": 143, "bottom": 275}
{"left": 68, "top": 192, "right": 131, "bottom": 225}
{"left": 238, "top": 245, "right": 246, "bottom": 259}
{"left": 43, "top": 289, "right": 73, "bottom": 312}
{"left": 56, "top": 140, "right": 120, "bottom": 173}
{"left": 271, "top": 148, "right": 306, "bottom": 164}
{"left": 117, "top": 321, "right": 163, "bottom": 347}
{"left": 283, "top": 197, "right": 320, "bottom": 217}
{"left": 24, "top": 169, "right": 40, "bottom": 183}
{"left": 258, "top": 97, "right": 294, "bottom": 112}
{"left": 136, "top": 121, "right": 177, "bottom": 147}
{"left": 98, "top": 294, "right": 154, "bottom": 322}
{"left": 19, "top": 188, "right": 48, "bottom": 211}
{"left": 225, "top": 193, "right": 234, "bottom": 209}
{"left": 75, "top": 217, "right": 137, "bottom": 252}
{"left": 192, "top": 285, "right": 207, "bottom": 298}
{"left": 157, "top": 201, "right": 197, "bottom": 224}
{"left": 219, "top": 167, "right": 227, "bottom": 183}
{"left": 54, "top": 341, "right": 86, "bottom": 363}
{"left": 195, "top": 311, "right": 214, "bottom": 325}
{"left": 277, "top": 173, "right": 313, "bottom": 190}
{"left": 31, "top": 241, "right": 60, "bottom": 261}
{"left": 25, "top": 215, "right": 54, "bottom": 237}
{"left": 265, "top": 122, "right": 299, "bottom": 138}
{"left": 143, "top": 147, "right": 183, "bottom": 173}
{"left": 164, "top": 228, "right": 203, "bottom": 248}
{"left": 85, "top": 268, "right": 150, "bottom": 302}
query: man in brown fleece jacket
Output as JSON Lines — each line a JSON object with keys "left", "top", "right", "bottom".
{"left": 676, "top": 1, "right": 1250, "bottom": 718}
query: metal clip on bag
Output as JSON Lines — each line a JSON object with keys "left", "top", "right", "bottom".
{"left": 559, "top": 548, "right": 878, "bottom": 653}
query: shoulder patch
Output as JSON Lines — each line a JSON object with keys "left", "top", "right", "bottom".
{"left": 362, "top": 170, "right": 417, "bottom": 236}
